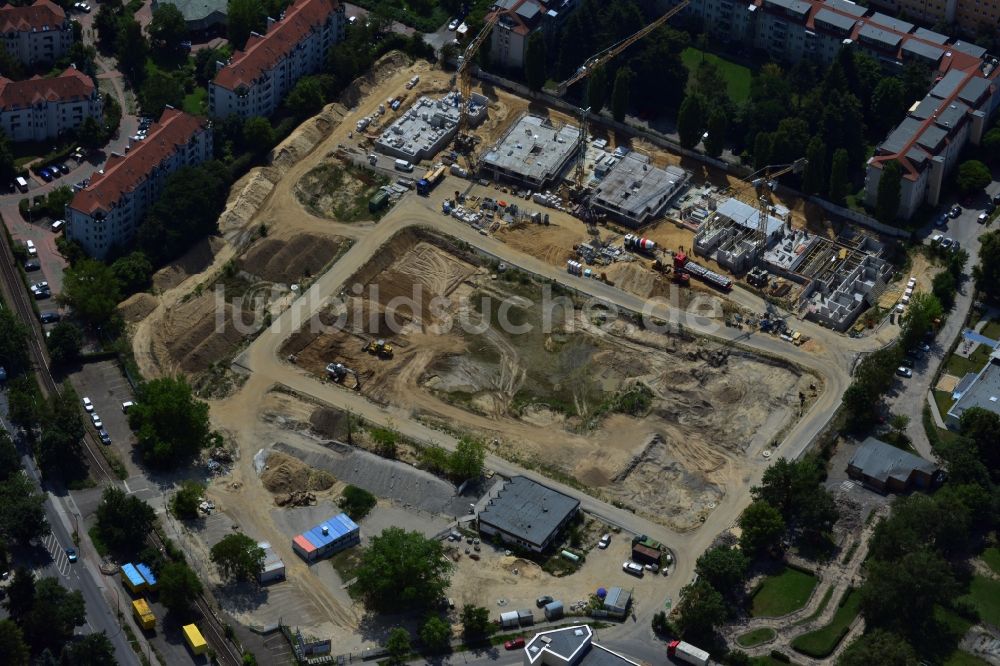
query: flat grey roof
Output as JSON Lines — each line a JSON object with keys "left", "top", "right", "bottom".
{"left": 904, "top": 146, "right": 928, "bottom": 167}
{"left": 524, "top": 626, "right": 639, "bottom": 666}
{"left": 881, "top": 116, "right": 922, "bottom": 153}
{"left": 934, "top": 100, "right": 968, "bottom": 129}
{"left": 910, "top": 95, "right": 940, "bottom": 120}
{"left": 516, "top": 0, "right": 541, "bottom": 22}
{"left": 814, "top": 8, "right": 856, "bottom": 33}
{"left": 850, "top": 437, "right": 938, "bottom": 484}
{"left": 951, "top": 41, "right": 987, "bottom": 58}
{"left": 930, "top": 69, "right": 967, "bottom": 99}
{"left": 715, "top": 196, "right": 785, "bottom": 236}
{"left": 590, "top": 153, "right": 689, "bottom": 221}
{"left": 914, "top": 27, "right": 949, "bottom": 43}
{"left": 825, "top": 0, "right": 868, "bottom": 17}
{"left": 870, "top": 12, "right": 914, "bottom": 33}
{"left": 604, "top": 587, "right": 631, "bottom": 612}
{"left": 482, "top": 115, "right": 580, "bottom": 184}
{"left": 765, "top": 0, "right": 811, "bottom": 18}
{"left": 949, "top": 356, "right": 1000, "bottom": 421}
{"left": 478, "top": 475, "right": 580, "bottom": 547}
{"left": 858, "top": 23, "right": 901, "bottom": 49}
{"left": 902, "top": 39, "right": 943, "bottom": 63}
{"left": 155, "top": 0, "right": 227, "bottom": 22}
{"left": 917, "top": 124, "right": 948, "bottom": 151}
{"left": 959, "top": 76, "right": 990, "bottom": 105}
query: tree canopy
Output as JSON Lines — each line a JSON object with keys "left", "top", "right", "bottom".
{"left": 956, "top": 159, "right": 991, "bottom": 195}
{"left": 352, "top": 528, "right": 452, "bottom": 612}
{"left": 875, "top": 160, "right": 902, "bottom": 225}
{"left": 694, "top": 546, "right": 748, "bottom": 594}
{"left": 94, "top": 486, "right": 156, "bottom": 558}
{"left": 675, "top": 579, "right": 727, "bottom": 644}
{"left": 738, "top": 500, "right": 786, "bottom": 554}
{"left": 148, "top": 4, "right": 187, "bottom": 51}
{"left": 158, "top": 561, "right": 204, "bottom": 616}
{"left": 130, "top": 376, "right": 213, "bottom": 468}
{"left": 210, "top": 532, "right": 265, "bottom": 582}
{"left": 973, "top": 230, "right": 1000, "bottom": 302}
{"left": 61, "top": 259, "right": 121, "bottom": 329}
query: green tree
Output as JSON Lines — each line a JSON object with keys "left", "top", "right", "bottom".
{"left": 158, "top": 561, "right": 204, "bottom": 616}
{"left": 117, "top": 19, "right": 149, "bottom": 86}
{"left": 60, "top": 631, "right": 118, "bottom": 666}
{"left": 837, "top": 630, "right": 917, "bottom": 666}
{"left": 148, "top": 4, "right": 187, "bottom": 51}
{"left": 95, "top": 486, "right": 155, "bottom": 558}
{"left": 982, "top": 128, "right": 1000, "bottom": 161}
{"left": 0, "top": 473, "right": 49, "bottom": 545}
{"left": 956, "top": 159, "right": 991, "bottom": 195}
{"left": 524, "top": 31, "right": 546, "bottom": 91}
{"left": 0, "top": 619, "right": 28, "bottom": 666}
{"left": 586, "top": 65, "right": 608, "bottom": 115}
{"left": 339, "top": 485, "right": 377, "bottom": 521}
{"left": 110, "top": 251, "right": 153, "bottom": 295}
{"left": 959, "top": 407, "right": 1000, "bottom": 476}
{"left": 610, "top": 66, "right": 632, "bottom": 123}
{"left": 210, "top": 533, "right": 265, "bottom": 582}
{"left": 690, "top": 59, "right": 728, "bottom": 108}
{"left": 0, "top": 307, "right": 30, "bottom": 378}
{"left": 694, "top": 546, "right": 748, "bottom": 593}
{"left": 352, "top": 528, "right": 452, "bottom": 612}
{"left": 448, "top": 437, "right": 484, "bottom": 481}
{"left": 46, "top": 321, "right": 82, "bottom": 368}
{"left": 419, "top": 615, "right": 452, "bottom": 653}
{"left": 285, "top": 76, "right": 326, "bottom": 118}
{"left": 95, "top": 4, "right": 122, "bottom": 53}
{"left": 0, "top": 130, "right": 16, "bottom": 187}
{"left": 61, "top": 259, "right": 121, "bottom": 328}
{"left": 802, "top": 136, "right": 827, "bottom": 195}
{"left": 899, "top": 292, "right": 942, "bottom": 352}
{"left": 460, "top": 604, "right": 491, "bottom": 641}
{"left": 828, "top": 148, "right": 849, "bottom": 204}
{"left": 138, "top": 70, "right": 184, "bottom": 117}
{"left": 870, "top": 78, "right": 906, "bottom": 135}
{"left": 385, "top": 627, "right": 411, "bottom": 664}
{"left": 875, "top": 160, "right": 902, "bottom": 224}
{"left": 675, "top": 579, "right": 726, "bottom": 643}
{"left": 931, "top": 270, "right": 957, "bottom": 310}
{"left": 130, "top": 376, "right": 213, "bottom": 468}
{"left": 4, "top": 567, "right": 35, "bottom": 622}
{"left": 753, "top": 132, "right": 772, "bottom": 171}
{"left": 76, "top": 116, "right": 106, "bottom": 153}
{"left": 861, "top": 549, "right": 958, "bottom": 637}
{"left": 974, "top": 230, "right": 1000, "bottom": 301}
{"left": 703, "top": 108, "right": 727, "bottom": 159}
{"left": 677, "top": 95, "right": 705, "bottom": 150}
{"left": 738, "top": 500, "right": 786, "bottom": 554}
{"left": 228, "top": 0, "right": 266, "bottom": 50}
{"left": 22, "top": 578, "right": 86, "bottom": 653}
{"left": 243, "top": 116, "right": 275, "bottom": 155}
{"left": 170, "top": 480, "right": 206, "bottom": 520}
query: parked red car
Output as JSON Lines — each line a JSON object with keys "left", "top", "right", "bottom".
{"left": 504, "top": 637, "right": 526, "bottom": 650}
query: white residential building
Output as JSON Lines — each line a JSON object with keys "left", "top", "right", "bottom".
{"left": 0, "top": 0, "right": 73, "bottom": 67}
{"left": 0, "top": 68, "right": 101, "bottom": 143}
{"left": 66, "top": 109, "right": 212, "bottom": 259}
{"left": 208, "top": 0, "right": 345, "bottom": 119}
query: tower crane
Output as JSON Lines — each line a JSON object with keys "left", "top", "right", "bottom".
{"left": 547, "top": 0, "right": 691, "bottom": 192}
{"left": 723, "top": 158, "right": 807, "bottom": 267}
{"left": 454, "top": 12, "right": 500, "bottom": 158}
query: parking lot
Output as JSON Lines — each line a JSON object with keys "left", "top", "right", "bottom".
{"left": 67, "top": 360, "right": 141, "bottom": 476}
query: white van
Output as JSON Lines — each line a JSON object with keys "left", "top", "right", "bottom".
{"left": 51, "top": 219, "right": 65, "bottom": 232}
{"left": 394, "top": 159, "right": 413, "bottom": 172}
{"left": 25, "top": 240, "right": 36, "bottom": 256}
{"left": 14, "top": 176, "right": 28, "bottom": 192}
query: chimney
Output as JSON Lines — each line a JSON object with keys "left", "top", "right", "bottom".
{"left": 321, "top": 525, "right": 329, "bottom": 536}
{"left": 266, "top": 16, "right": 276, "bottom": 30}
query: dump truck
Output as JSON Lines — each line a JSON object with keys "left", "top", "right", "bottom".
{"left": 364, "top": 339, "right": 393, "bottom": 358}
{"left": 667, "top": 640, "right": 709, "bottom": 666}
{"left": 417, "top": 165, "right": 446, "bottom": 195}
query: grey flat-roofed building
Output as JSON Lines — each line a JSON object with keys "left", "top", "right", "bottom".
{"left": 950, "top": 41, "right": 987, "bottom": 59}
{"left": 858, "top": 23, "right": 902, "bottom": 49}
{"left": 589, "top": 153, "right": 690, "bottom": 228}
{"left": 914, "top": 27, "right": 948, "bottom": 43}
{"left": 882, "top": 116, "right": 922, "bottom": 153}
{"left": 910, "top": 95, "right": 941, "bottom": 120}
{"left": 814, "top": 9, "right": 856, "bottom": 34}
{"left": 478, "top": 475, "right": 580, "bottom": 553}
{"left": 825, "top": 0, "right": 867, "bottom": 17}
{"left": 523, "top": 625, "right": 641, "bottom": 666}
{"left": 764, "top": 0, "right": 811, "bottom": 19}
{"left": 603, "top": 587, "right": 631, "bottom": 616}
{"left": 958, "top": 77, "right": 990, "bottom": 105}
{"left": 935, "top": 100, "right": 969, "bottom": 129}
{"left": 151, "top": 0, "right": 227, "bottom": 32}
{"left": 948, "top": 353, "right": 1000, "bottom": 424}
{"left": 847, "top": 437, "right": 939, "bottom": 493}
{"left": 902, "top": 39, "right": 943, "bottom": 64}
{"left": 480, "top": 114, "right": 581, "bottom": 189}
{"left": 905, "top": 146, "right": 929, "bottom": 166}
{"left": 916, "top": 124, "right": 948, "bottom": 151}
{"left": 869, "top": 12, "right": 914, "bottom": 33}
{"left": 930, "top": 69, "right": 967, "bottom": 99}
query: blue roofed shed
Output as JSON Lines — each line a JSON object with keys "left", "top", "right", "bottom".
{"left": 121, "top": 563, "right": 146, "bottom": 594}
{"left": 292, "top": 513, "right": 360, "bottom": 562}
{"left": 137, "top": 563, "right": 157, "bottom": 590}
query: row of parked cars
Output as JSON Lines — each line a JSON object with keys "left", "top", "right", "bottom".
{"left": 82, "top": 396, "right": 133, "bottom": 445}
{"left": 35, "top": 162, "right": 71, "bottom": 183}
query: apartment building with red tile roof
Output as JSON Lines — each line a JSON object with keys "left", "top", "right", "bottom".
{"left": 209, "top": 0, "right": 345, "bottom": 119}
{"left": 66, "top": 109, "right": 213, "bottom": 258}
{"left": 0, "top": 68, "right": 100, "bottom": 142}
{"left": 0, "top": 0, "right": 73, "bottom": 66}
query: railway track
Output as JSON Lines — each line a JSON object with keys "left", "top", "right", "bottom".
{"left": 0, "top": 226, "right": 242, "bottom": 666}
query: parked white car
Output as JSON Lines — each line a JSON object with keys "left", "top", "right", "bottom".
{"left": 82, "top": 397, "right": 93, "bottom": 412}
{"left": 90, "top": 413, "right": 103, "bottom": 428}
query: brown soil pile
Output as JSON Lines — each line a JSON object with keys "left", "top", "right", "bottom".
{"left": 260, "top": 451, "right": 335, "bottom": 494}
{"left": 241, "top": 234, "right": 349, "bottom": 284}
{"left": 118, "top": 292, "right": 158, "bottom": 324}
{"left": 309, "top": 408, "right": 344, "bottom": 439}
{"left": 152, "top": 236, "right": 226, "bottom": 292}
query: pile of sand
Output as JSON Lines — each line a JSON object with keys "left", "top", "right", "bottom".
{"left": 241, "top": 234, "right": 348, "bottom": 284}
{"left": 118, "top": 292, "right": 158, "bottom": 324}
{"left": 260, "top": 451, "right": 335, "bottom": 493}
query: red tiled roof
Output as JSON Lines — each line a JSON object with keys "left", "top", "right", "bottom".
{"left": 0, "top": 0, "right": 66, "bottom": 33}
{"left": 70, "top": 109, "right": 207, "bottom": 216}
{"left": 0, "top": 68, "right": 93, "bottom": 110}
{"left": 213, "top": 0, "right": 340, "bottom": 92}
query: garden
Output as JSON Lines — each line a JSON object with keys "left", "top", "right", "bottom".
{"left": 750, "top": 566, "right": 818, "bottom": 618}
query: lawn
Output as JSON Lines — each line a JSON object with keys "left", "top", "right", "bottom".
{"left": 980, "top": 320, "right": 1000, "bottom": 340}
{"left": 794, "top": 587, "right": 834, "bottom": 626}
{"left": 737, "top": 627, "right": 776, "bottom": 647}
{"left": 981, "top": 547, "right": 1000, "bottom": 576}
{"left": 791, "top": 588, "right": 862, "bottom": 658}
{"left": 944, "top": 651, "right": 992, "bottom": 666}
{"left": 182, "top": 88, "right": 207, "bottom": 116}
{"left": 944, "top": 344, "right": 993, "bottom": 378}
{"left": 680, "top": 48, "right": 752, "bottom": 104}
{"left": 933, "top": 389, "right": 955, "bottom": 418}
{"left": 751, "top": 657, "right": 800, "bottom": 666}
{"left": 959, "top": 575, "right": 1000, "bottom": 627}
{"left": 750, "top": 566, "right": 818, "bottom": 618}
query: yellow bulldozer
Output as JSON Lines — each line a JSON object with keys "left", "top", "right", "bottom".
{"left": 364, "top": 339, "right": 394, "bottom": 359}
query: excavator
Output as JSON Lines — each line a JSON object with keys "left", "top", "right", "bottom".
{"left": 326, "top": 362, "right": 361, "bottom": 389}
{"left": 363, "top": 339, "right": 394, "bottom": 359}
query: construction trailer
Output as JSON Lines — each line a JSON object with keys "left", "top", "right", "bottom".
{"left": 182, "top": 624, "right": 207, "bottom": 655}
{"left": 292, "top": 513, "right": 360, "bottom": 562}
{"left": 131, "top": 598, "right": 155, "bottom": 630}
{"left": 259, "top": 542, "right": 286, "bottom": 583}
{"left": 136, "top": 563, "right": 157, "bottom": 591}
{"left": 120, "top": 563, "right": 146, "bottom": 594}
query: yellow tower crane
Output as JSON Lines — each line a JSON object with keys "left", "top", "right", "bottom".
{"left": 723, "top": 158, "right": 807, "bottom": 267}
{"left": 454, "top": 12, "right": 500, "bottom": 160}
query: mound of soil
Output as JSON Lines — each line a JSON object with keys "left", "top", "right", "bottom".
{"left": 260, "top": 452, "right": 335, "bottom": 494}
{"left": 242, "top": 233, "right": 348, "bottom": 284}
{"left": 309, "top": 408, "right": 344, "bottom": 439}
{"left": 118, "top": 292, "right": 158, "bottom": 323}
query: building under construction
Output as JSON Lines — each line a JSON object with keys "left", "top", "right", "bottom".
{"left": 479, "top": 114, "right": 580, "bottom": 189}
{"left": 692, "top": 197, "right": 787, "bottom": 273}
{"left": 374, "top": 93, "right": 488, "bottom": 162}
{"left": 588, "top": 152, "right": 690, "bottom": 228}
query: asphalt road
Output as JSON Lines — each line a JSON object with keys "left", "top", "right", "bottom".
{"left": 232, "top": 179, "right": 890, "bottom": 647}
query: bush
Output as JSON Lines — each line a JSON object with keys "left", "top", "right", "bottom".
{"left": 340, "top": 485, "right": 377, "bottom": 521}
